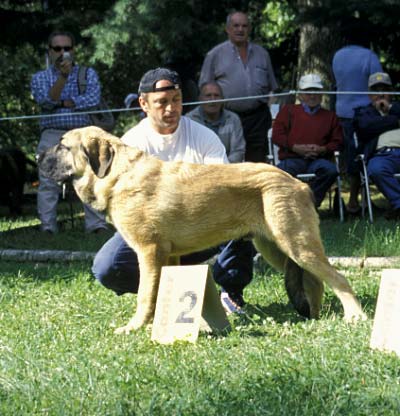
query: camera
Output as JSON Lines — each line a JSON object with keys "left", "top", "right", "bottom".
{"left": 62, "top": 51, "right": 72, "bottom": 62}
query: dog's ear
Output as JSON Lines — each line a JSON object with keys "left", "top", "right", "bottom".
{"left": 82, "top": 138, "right": 114, "bottom": 178}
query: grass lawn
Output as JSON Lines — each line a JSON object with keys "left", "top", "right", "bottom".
{"left": 1, "top": 262, "right": 399, "bottom": 415}
{"left": 1, "top": 192, "right": 400, "bottom": 415}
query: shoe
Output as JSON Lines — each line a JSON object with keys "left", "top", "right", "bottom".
{"left": 220, "top": 291, "right": 245, "bottom": 315}
{"left": 384, "top": 207, "right": 400, "bottom": 220}
{"left": 346, "top": 205, "right": 361, "bottom": 216}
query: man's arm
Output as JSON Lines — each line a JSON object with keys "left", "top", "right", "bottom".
{"left": 324, "top": 114, "right": 344, "bottom": 153}
{"left": 355, "top": 104, "right": 400, "bottom": 143}
{"left": 264, "top": 48, "right": 278, "bottom": 92}
{"left": 227, "top": 115, "right": 246, "bottom": 163}
{"left": 72, "top": 67, "right": 101, "bottom": 109}
{"left": 199, "top": 52, "right": 215, "bottom": 87}
{"left": 49, "top": 57, "right": 73, "bottom": 102}
{"left": 271, "top": 105, "right": 290, "bottom": 149}
{"left": 196, "top": 124, "right": 229, "bottom": 164}
{"left": 31, "top": 71, "right": 61, "bottom": 111}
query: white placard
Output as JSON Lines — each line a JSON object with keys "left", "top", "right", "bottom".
{"left": 370, "top": 269, "right": 400, "bottom": 356}
{"left": 151, "top": 265, "right": 230, "bottom": 344}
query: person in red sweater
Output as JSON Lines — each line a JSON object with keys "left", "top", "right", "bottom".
{"left": 272, "top": 74, "right": 343, "bottom": 207}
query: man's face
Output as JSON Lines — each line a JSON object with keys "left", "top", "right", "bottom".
{"left": 49, "top": 35, "right": 74, "bottom": 67}
{"left": 200, "top": 84, "right": 223, "bottom": 118}
{"left": 139, "top": 80, "right": 183, "bottom": 134}
{"left": 368, "top": 84, "right": 392, "bottom": 108}
{"left": 299, "top": 90, "right": 322, "bottom": 109}
{"left": 226, "top": 12, "right": 250, "bottom": 46}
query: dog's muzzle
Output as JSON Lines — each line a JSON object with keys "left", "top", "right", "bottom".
{"left": 38, "top": 148, "right": 73, "bottom": 183}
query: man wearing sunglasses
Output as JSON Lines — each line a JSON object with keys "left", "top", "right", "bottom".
{"left": 31, "top": 30, "right": 107, "bottom": 234}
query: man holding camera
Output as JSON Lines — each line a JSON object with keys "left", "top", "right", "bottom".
{"left": 31, "top": 30, "right": 107, "bottom": 233}
{"left": 354, "top": 72, "right": 400, "bottom": 220}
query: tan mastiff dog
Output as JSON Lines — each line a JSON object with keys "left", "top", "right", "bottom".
{"left": 39, "top": 126, "right": 366, "bottom": 334}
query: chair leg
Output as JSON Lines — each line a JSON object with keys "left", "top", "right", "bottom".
{"left": 359, "top": 154, "right": 374, "bottom": 223}
{"left": 334, "top": 151, "right": 344, "bottom": 222}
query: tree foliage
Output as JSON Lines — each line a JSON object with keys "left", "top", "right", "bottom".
{"left": 1, "top": 0, "right": 400, "bottom": 154}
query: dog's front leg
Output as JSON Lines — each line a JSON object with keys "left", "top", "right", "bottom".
{"left": 115, "top": 245, "right": 166, "bottom": 335}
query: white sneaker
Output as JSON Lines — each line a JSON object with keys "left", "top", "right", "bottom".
{"left": 220, "top": 291, "right": 245, "bottom": 315}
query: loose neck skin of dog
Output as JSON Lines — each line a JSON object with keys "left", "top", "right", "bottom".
{"left": 39, "top": 126, "right": 366, "bottom": 335}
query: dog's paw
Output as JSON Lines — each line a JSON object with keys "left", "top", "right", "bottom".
{"left": 114, "top": 324, "right": 137, "bottom": 335}
{"left": 114, "top": 316, "right": 149, "bottom": 334}
{"left": 344, "top": 310, "right": 367, "bottom": 323}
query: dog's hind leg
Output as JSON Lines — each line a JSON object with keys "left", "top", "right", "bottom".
{"left": 252, "top": 236, "right": 286, "bottom": 273}
{"left": 284, "top": 257, "right": 310, "bottom": 319}
{"left": 281, "top": 245, "right": 365, "bottom": 322}
{"left": 302, "top": 271, "right": 324, "bottom": 319}
{"left": 115, "top": 243, "right": 169, "bottom": 334}
{"left": 253, "top": 236, "right": 323, "bottom": 319}
{"left": 261, "top": 208, "right": 365, "bottom": 321}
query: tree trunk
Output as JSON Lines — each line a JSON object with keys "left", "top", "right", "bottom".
{"left": 296, "top": 0, "right": 342, "bottom": 108}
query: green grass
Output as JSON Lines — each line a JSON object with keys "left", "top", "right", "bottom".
{"left": 1, "top": 192, "right": 400, "bottom": 414}
{"left": 1, "top": 262, "right": 399, "bottom": 415}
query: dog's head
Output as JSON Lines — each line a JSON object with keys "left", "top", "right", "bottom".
{"left": 38, "top": 126, "right": 117, "bottom": 183}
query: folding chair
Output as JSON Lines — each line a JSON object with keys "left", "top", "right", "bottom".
{"left": 267, "top": 129, "right": 345, "bottom": 222}
{"left": 354, "top": 132, "right": 400, "bottom": 223}
{"left": 353, "top": 132, "right": 374, "bottom": 222}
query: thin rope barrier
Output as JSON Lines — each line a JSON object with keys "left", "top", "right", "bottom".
{"left": 1, "top": 90, "right": 399, "bottom": 122}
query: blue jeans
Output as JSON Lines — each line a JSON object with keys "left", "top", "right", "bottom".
{"left": 368, "top": 148, "right": 400, "bottom": 210}
{"left": 92, "top": 232, "right": 254, "bottom": 296}
{"left": 278, "top": 158, "right": 338, "bottom": 207}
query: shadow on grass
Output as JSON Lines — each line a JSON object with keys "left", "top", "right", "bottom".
{"left": 238, "top": 302, "right": 309, "bottom": 328}
{"left": 0, "top": 260, "right": 94, "bottom": 285}
{"left": 1, "top": 213, "right": 115, "bottom": 252}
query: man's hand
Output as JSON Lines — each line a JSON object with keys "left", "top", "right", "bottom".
{"left": 292, "top": 144, "right": 326, "bottom": 159}
{"left": 59, "top": 57, "right": 73, "bottom": 78}
{"left": 373, "top": 98, "right": 391, "bottom": 115}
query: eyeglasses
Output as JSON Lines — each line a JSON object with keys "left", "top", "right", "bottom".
{"left": 50, "top": 46, "right": 73, "bottom": 52}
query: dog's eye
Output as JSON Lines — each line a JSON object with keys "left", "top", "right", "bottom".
{"left": 59, "top": 143, "right": 70, "bottom": 151}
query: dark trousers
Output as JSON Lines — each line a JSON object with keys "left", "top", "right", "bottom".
{"left": 278, "top": 158, "right": 338, "bottom": 207}
{"left": 339, "top": 118, "right": 359, "bottom": 175}
{"left": 368, "top": 148, "right": 400, "bottom": 210}
{"left": 239, "top": 104, "right": 272, "bottom": 163}
{"left": 92, "top": 232, "right": 254, "bottom": 296}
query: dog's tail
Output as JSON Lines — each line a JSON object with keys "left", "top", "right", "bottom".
{"left": 284, "top": 258, "right": 310, "bottom": 319}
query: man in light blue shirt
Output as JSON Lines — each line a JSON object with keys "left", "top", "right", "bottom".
{"left": 332, "top": 20, "right": 382, "bottom": 214}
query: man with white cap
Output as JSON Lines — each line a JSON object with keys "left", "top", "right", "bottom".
{"left": 354, "top": 72, "right": 400, "bottom": 219}
{"left": 272, "top": 73, "right": 343, "bottom": 208}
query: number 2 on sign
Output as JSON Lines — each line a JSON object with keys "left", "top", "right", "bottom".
{"left": 176, "top": 291, "right": 197, "bottom": 323}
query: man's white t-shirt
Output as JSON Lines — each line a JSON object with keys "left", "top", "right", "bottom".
{"left": 121, "top": 116, "right": 229, "bottom": 164}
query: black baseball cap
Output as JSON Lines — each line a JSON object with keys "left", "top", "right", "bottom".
{"left": 138, "top": 68, "right": 182, "bottom": 94}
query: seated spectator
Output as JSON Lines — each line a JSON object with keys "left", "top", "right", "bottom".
{"left": 187, "top": 81, "right": 252, "bottom": 310}
{"left": 354, "top": 72, "right": 400, "bottom": 220}
{"left": 187, "top": 82, "right": 246, "bottom": 163}
{"left": 272, "top": 74, "right": 343, "bottom": 208}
